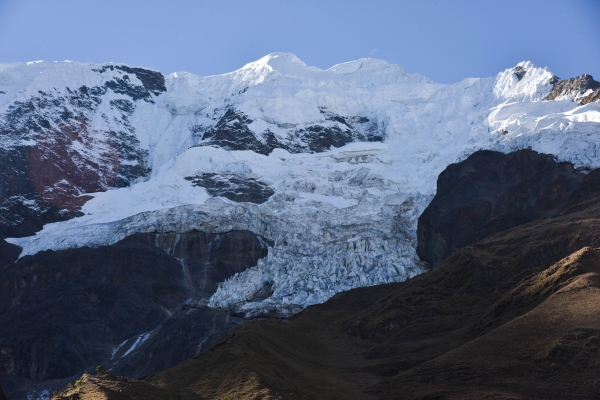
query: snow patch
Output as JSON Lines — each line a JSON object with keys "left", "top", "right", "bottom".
{"left": 122, "top": 332, "right": 151, "bottom": 358}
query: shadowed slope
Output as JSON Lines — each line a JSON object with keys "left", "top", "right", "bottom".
{"left": 0, "top": 230, "right": 269, "bottom": 399}
{"left": 372, "top": 247, "right": 600, "bottom": 399}
{"left": 417, "top": 149, "right": 584, "bottom": 268}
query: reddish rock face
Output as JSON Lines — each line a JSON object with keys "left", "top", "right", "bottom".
{"left": 417, "top": 149, "right": 584, "bottom": 268}
{"left": 0, "top": 69, "right": 157, "bottom": 240}
{"left": 26, "top": 119, "right": 119, "bottom": 211}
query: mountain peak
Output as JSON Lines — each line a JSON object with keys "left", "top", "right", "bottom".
{"left": 239, "top": 52, "right": 309, "bottom": 76}
{"left": 494, "top": 60, "right": 556, "bottom": 101}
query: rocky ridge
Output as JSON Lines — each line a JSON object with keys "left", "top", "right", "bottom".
{"left": 0, "top": 63, "right": 162, "bottom": 239}
{"left": 545, "top": 73, "right": 600, "bottom": 105}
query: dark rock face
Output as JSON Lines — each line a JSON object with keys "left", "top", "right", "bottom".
{"left": 109, "top": 99, "right": 135, "bottom": 114}
{"left": 417, "top": 149, "right": 584, "bottom": 268}
{"left": 194, "top": 107, "right": 383, "bottom": 155}
{"left": 545, "top": 73, "right": 600, "bottom": 105}
{"left": 151, "top": 230, "right": 272, "bottom": 296}
{"left": 285, "top": 108, "right": 383, "bottom": 153}
{"left": 93, "top": 65, "right": 167, "bottom": 101}
{"left": 194, "top": 108, "right": 278, "bottom": 155}
{"left": 185, "top": 173, "right": 274, "bottom": 204}
{"left": 0, "top": 230, "right": 268, "bottom": 398}
{"left": 0, "top": 66, "right": 163, "bottom": 239}
{"left": 513, "top": 65, "right": 527, "bottom": 81}
{"left": 564, "top": 166, "right": 600, "bottom": 214}
{"left": 544, "top": 328, "right": 600, "bottom": 368}
{"left": 0, "top": 240, "right": 20, "bottom": 268}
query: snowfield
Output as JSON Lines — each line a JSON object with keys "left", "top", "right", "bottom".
{"left": 3, "top": 53, "right": 600, "bottom": 316}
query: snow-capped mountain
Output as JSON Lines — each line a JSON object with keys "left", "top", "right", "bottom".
{"left": 2, "top": 53, "right": 600, "bottom": 317}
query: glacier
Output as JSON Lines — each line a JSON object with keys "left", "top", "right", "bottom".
{"left": 3, "top": 53, "right": 600, "bottom": 317}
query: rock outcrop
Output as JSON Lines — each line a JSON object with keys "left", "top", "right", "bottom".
{"left": 185, "top": 173, "right": 274, "bottom": 204}
{"left": 545, "top": 73, "right": 600, "bottom": 105}
{"left": 417, "top": 149, "right": 584, "bottom": 268}
{"left": 194, "top": 107, "right": 383, "bottom": 156}
{"left": 580, "top": 87, "right": 600, "bottom": 105}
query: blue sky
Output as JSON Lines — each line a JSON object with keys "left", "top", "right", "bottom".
{"left": 0, "top": 0, "right": 598, "bottom": 83}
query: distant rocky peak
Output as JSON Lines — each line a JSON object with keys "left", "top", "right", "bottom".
{"left": 545, "top": 73, "right": 600, "bottom": 105}
{"left": 90, "top": 64, "right": 167, "bottom": 103}
{"left": 0, "top": 61, "right": 166, "bottom": 105}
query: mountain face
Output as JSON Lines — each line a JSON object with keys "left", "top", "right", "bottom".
{"left": 3, "top": 56, "right": 600, "bottom": 317}
{"left": 0, "top": 54, "right": 599, "bottom": 398}
{"left": 0, "top": 64, "right": 162, "bottom": 239}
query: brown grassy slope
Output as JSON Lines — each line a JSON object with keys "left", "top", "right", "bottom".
{"left": 52, "top": 373, "right": 183, "bottom": 400}
{"left": 63, "top": 172, "right": 600, "bottom": 400}
{"left": 149, "top": 284, "right": 397, "bottom": 400}
{"left": 373, "top": 247, "right": 600, "bottom": 399}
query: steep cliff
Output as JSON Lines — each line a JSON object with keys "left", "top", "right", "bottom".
{"left": 417, "top": 149, "right": 584, "bottom": 268}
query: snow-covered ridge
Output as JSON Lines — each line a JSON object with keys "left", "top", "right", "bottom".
{"left": 493, "top": 61, "right": 556, "bottom": 101}
{"left": 3, "top": 54, "right": 600, "bottom": 316}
